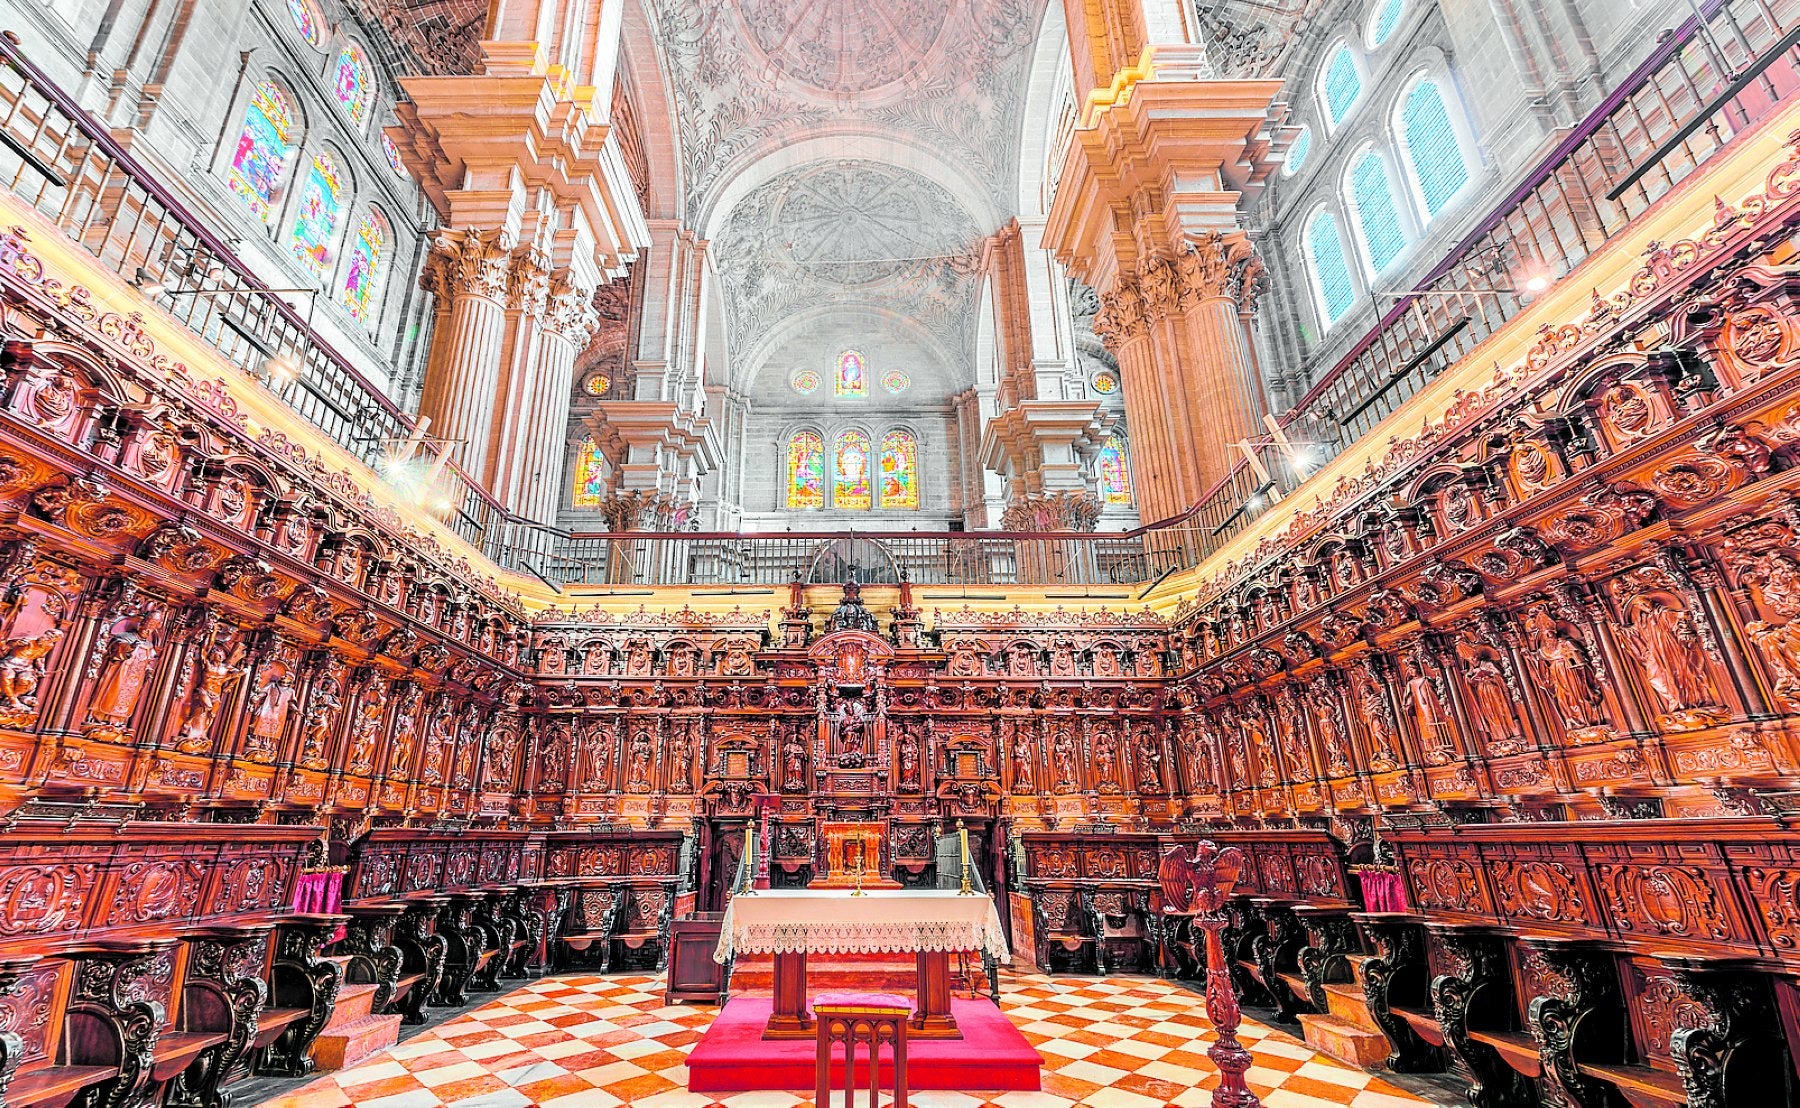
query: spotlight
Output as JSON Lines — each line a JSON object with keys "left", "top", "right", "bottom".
{"left": 263, "top": 351, "right": 301, "bottom": 387}
{"left": 132, "top": 268, "right": 167, "bottom": 297}
{"left": 1522, "top": 273, "right": 1551, "bottom": 294}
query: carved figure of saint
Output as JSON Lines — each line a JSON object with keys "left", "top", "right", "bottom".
{"left": 1461, "top": 651, "right": 1518, "bottom": 748}
{"left": 947, "top": 648, "right": 981, "bottom": 677}
{"left": 582, "top": 641, "right": 611, "bottom": 675}
{"left": 626, "top": 729, "right": 653, "bottom": 793}
{"left": 422, "top": 707, "right": 452, "bottom": 783}
{"left": 1400, "top": 658, "right": 1454, "bottom": 763}
{"left": 388, "top": 688, "right": 423, "bottom": 777}
{"left": 298, "top": 677, "right": 340, "bottom": 769}
{"left": 0, "top": 629, "right": 61, "bottom": 715}
{"left": 1622, "top": 595, "right": 1716, "bottom": 713}
{"left": 175, "top": 640, "right": 247, "bottom": 751}
{"left": 1049, "top": 640, "right": 1077, "bottom": 677}
{"left": 1051, "top": 727, "right": 1078, "bottom": 793}
{"left": 243, "top": 670, "right": 296, "bottom": 762}
{"left": 1093, "top": 646, "right": 1121, "bottom": 678}
{"left": 344, "top": 684, "right": 387, "bottom": 774}
{"left": 625, "top": 640, "right": 653, "bottom": 677}
{"left": 835, "top": 696, "right": 869, "bottom": 768}
{"left": 782, "top": 732, "right": 807, "bottom": 791}
{"left": 88, "top": 609, "right": 166, "bottom": 727}
{"left": 1011, "top": 728, "right": 1035, "bottom": 794}
{"left": 1241, "top": 709, "right": 1278, "bottom": 785}
{"left": 1092, "top": 727, "right": 1122, "bottom": 793}
{"left": 1135, "top": 733, "right": 1162, "bottom": 792}
{"left": 898, "top": 729, "right": 919, "bottom": 790}
{"left": 666, "top": 727, "right": 692, "bottom": 790}
{"left": 1310, "top": 691, "right": 1353, "bottom": 776}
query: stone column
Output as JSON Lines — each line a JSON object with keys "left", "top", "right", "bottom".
{"left": 513, "top": 276, "right": 597, "bottom": 520}
{"left": 1043, "top": 44, "right": 1286, "bottom": 522}
{"left": 418, "top": 229, "right": 514, "bottom": 481}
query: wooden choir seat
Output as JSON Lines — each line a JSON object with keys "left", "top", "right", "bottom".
{"left": 1028, "top": 887, "right": 1099, "bottom": 974}
{"left": 555, "top": 881, "right": 676, "bottom": 973}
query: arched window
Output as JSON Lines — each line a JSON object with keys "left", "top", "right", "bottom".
{"left": 1367, "top": 0, "right": 1404, "bottom": 47}
{"left": 1400, "top": 79, "right": 1470, "bottom": 218}
{"left": 290, "top": 152, "right": 345, "bottom": 276}
{"left": 786, "top": 431, "right": 825, "bottom": 509}
{"left": 332, "top": 44, "right": 373, "bottom": 126}
{"left": 1322, "top": 45, "right": 1361, "bottom": 127}
{"left": 879, "top": 430, "right": 918, "bottom": 510}
{"left": 380, "top": 133, "right": 406, "bottom": 178}
{"left": 227, "top": 80, "right": 297, "bottom": 223}
{"left": 834, "top": 430, "right": 872, "bottom": 510}
{"left": 1284, "top": 127, "right": 1312, "bottom": 176}
{"left": 341, "top": 208, "right": 389, "bottom": 321}
{"left": 1350, "top": 150, "right": 1406, "bottom": 273}
{"left": 1098, "top": 434, "right": 1132, "bottom": 505}
{"left": 835, "top": 350, "right": 867, "bottom": 397}
{"left": 572, "top": 435, "right": 604, "bottom": 507}
{"left": 286, "top": 0, "right": 323, "bottom": 47}
{"left": 1306, "top": 210, "right": 1357, "bottom": 324}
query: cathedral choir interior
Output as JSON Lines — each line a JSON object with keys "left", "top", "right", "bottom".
{"left": 3, "top": 0, "right": 1800, "bottom": 1106}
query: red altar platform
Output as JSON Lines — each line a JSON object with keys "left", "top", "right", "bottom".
{"left": 687, "top": 995, "right": 1042, "bottom": 1093}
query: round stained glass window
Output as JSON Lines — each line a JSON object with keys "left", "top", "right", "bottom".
{"left": 381, "top": 133, "right": 406, "bottom": 177}
{"left": 881, "top": 370, "right": 910, "bottom": 394}
{"left": 583, "top": 374, "right": 611, "bottom": 396}
{"left": 1092, "top": 372, "right": 1120, "bottom": 394}
{"left": 791, "top": 369, "right": 821, "bottom": 394}
{"left": 287, "top": 0, "right": 323, "bottom": 47}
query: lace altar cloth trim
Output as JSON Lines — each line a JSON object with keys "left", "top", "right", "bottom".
{"left": 714, "top": 889, "right": 1011, "bottom": 963}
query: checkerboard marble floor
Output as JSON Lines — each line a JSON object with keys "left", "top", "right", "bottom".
{"left": 257, "top": 972, "right": 1450, "bottom": 1108}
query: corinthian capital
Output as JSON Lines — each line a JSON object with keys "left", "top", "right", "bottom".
{"left": 543, "top": 273, "right": 601, "bottom": 346}
{"left": 601, "top": 490, "right": 692, "bottom": 533}
{"left": 1178, "top": 232, "right": 1264, "bottom": 314}
{"left": 422, "top": 227, "right": 514, "bottom": 302}
{"left": 1000, "top": 491, "right": 1102, "bottom": 532}
{"left": 1094, "top": 280, "right": 1148, "bottom": 349}
{"left": 507, "top": 246, "right": 551, "bottom": 317}
{"left": 1137, "top": 255, "right": 1181, "bottom": 323}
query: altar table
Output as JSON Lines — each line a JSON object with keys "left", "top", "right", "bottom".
{"left": 714, "top": 889, "right": 1010, "bottom": 1040}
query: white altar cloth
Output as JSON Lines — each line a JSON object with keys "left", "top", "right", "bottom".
{"left": 713, "top": 889, "right": 1011, "bottom": 964}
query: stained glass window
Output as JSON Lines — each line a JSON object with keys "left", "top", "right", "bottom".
{"left": 572, "top": 435, "right": 605, "bottom": 507}
{"left": 1323, "top": 45, "right": 1361, "bottom": 126}
{"left": 290, "top": 153, "right": 344, "bottom": 276}
{"left": 791, "top": 369, "right": 821, "bottom": 395}
{"left": 583, "top": 374, "right": 611, "bottom": 396}
{"left": 1401, "top": 80, "right": 1469, "bottom": 217}
{"left": 786, "top": 431, "right": 825, "bottom": 509}
{"left": 835, "top": 350, "right": 867, "bottom": 397}
{"left": 340, "top": 208, "right": 388, "bottom": 320}
{"left": 1351, "top": 150, "right": 1406, "bottom": 273}
{"left": 1285, "top": 127, "right": 1312, "bottom": 176}
{"left": 287, "top": 0, "right": 323, "bottom": 47}
{"left": 333, "top": 44, "right": 372, "bottom": 126}
{"left": 227, "top": 80, "right": 296, "bottom": 223}
{"left": 1307, "top": 210, "right": 1356, "bottom": 324}
{"left": 879, "top": 430, "right": 918, "bottom": 510}
{"left": 1099, "top": 434, "right": 1132, "bottom": 505}
{"left": 882, "top": 370, "right": 910, "bottom": 394}
{"left": 833, "top": 429, "right": 872, "bottom": 510}
{"left": 1092, "top": 372, "right": 1119, "bottom": 394}
{"left": 1368, "top": 0, "right": 1404, "bottom": 46}
{"left": 381, "top": 133, "right": 406, "bottom": 177}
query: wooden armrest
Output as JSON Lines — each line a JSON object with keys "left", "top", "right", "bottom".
{"left": 1579, "top": 1062, "right": 1685, "bottom": 1105}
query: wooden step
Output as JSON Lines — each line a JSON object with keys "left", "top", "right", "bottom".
{"left": 1470, "top": 1028, "right": 1542, "bottom": 1077}
{"left": 321, "top": 982, "right": 379, "bottom": 1029}
{"left": 308, "top": 1013, "right": 403, "bottom": 1073}
{"left": 1579, "top": 1062, "right": 1687, "bottom": 1108}
{"left": 1322, "top": 981, "right": 1385, "bottom": 1034}
{"left": 1297, "top": 1012, "right": 1390, "bottom": 1068}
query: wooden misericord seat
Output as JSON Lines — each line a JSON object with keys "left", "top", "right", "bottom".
{"left": 556, "top": 883, "right": 622, "bottom": 971}
{"left": 814, "top": 991, "right": 911, "bottom": 1108}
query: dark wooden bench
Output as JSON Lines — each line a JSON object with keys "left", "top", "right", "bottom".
{"left": 256, "top": 914, "right": 348, "bottom": 1078}
{"left": 1422, "top": 922, "right": 1535, "bottom": 1108}
{"left": 2, "top": 952, "right": 115, "bottom": 1108}
{"left": 393, "top": 897, "right": 448, "bottom": 1023}
{"left": 1349, "top": 911, "right": 1443, "bottom": 1074}
{"left": 1027, "top": 885, "right": 1100, "bottom": 974}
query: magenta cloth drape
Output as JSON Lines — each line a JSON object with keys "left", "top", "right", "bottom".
{"left": 293, "top": 872, "right": 346, "bottom": 941}
{"left": 1360, "top": 872, "right": 1408, "bottom": 912}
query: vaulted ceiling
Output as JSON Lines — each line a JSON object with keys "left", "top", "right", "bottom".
{"left": 643, "top": 0, "right": 1051, "bottom": 396}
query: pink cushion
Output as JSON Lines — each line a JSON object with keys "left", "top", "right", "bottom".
{"left": 811, "top": 990, "right": 913, "bottom": 1013}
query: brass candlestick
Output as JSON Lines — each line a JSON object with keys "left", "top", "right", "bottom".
{"left": 850, "top": 831, "right": 868, "bottom": 896}
{"left": 738, "top": 821, "right": 757, "bottom": 896}
{"left": 956, "top": 820, "right": 975, "bottom": 896}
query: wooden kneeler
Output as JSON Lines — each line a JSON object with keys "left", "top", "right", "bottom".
{"left": 813, "top": 991, "right": 911, "bottom": 1108}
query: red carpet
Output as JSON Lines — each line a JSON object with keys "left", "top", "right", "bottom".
{"left": 686, "top": 997, "right": 1043, "bottom": 1092}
